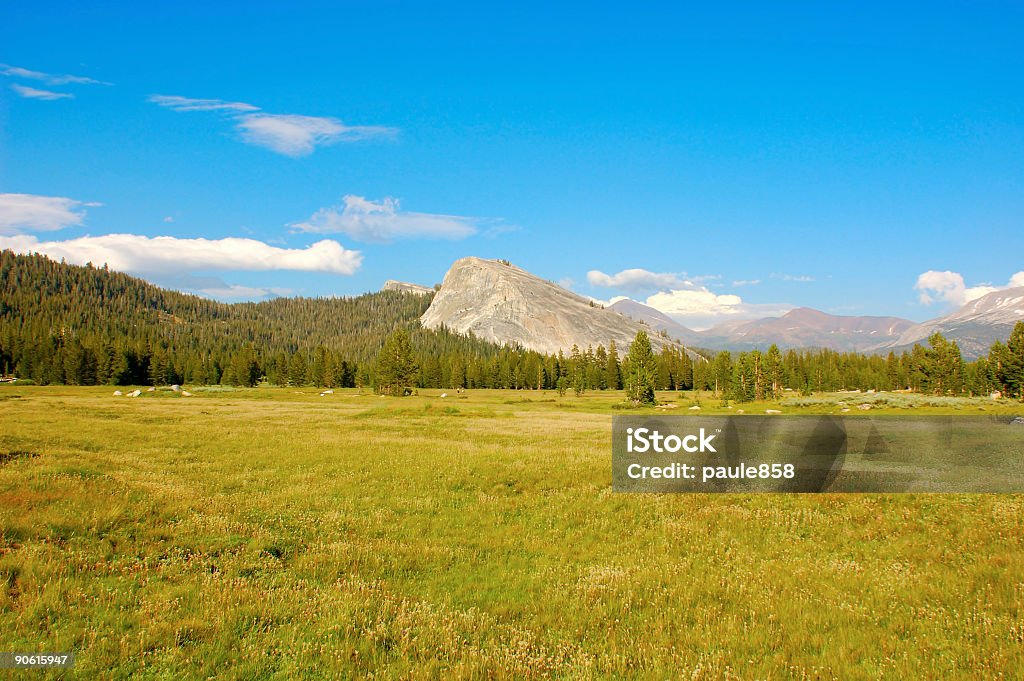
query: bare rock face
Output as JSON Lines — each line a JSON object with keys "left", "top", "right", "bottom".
{"left": 382, "top": 280, "right": 433, "bottom": 296}
{"left": 420, "top": 257, "right": 694, "bottom": 356}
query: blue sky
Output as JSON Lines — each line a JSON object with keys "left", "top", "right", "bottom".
{"left": 1, "top": 1, "right": 1022, "bottom": 328}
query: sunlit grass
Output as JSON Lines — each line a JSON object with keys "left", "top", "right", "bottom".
{"left": 1, "top": 385, "right": 1022, "bottom": 678}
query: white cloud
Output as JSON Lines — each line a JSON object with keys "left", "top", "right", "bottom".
{"left": 163, "top": 216, "right": 174, "bottom": 223}
{"left": 0, "top": 233, "right": 362, "bottom": 276}
{"left": 236, "top": 114, "right": 396, "bottom": 156}
{"left": 586, "top": 265, "right": 792, "bottom": 328}
{"left": 147, "top": 94, "right": 260, "bottom": 112}
{"left": 642, "top": 288, "right": 794, "bottom": 330}
{"left": 10, "top": 84, "right": 73, "bottom": 100}
{"left": 0, "top": 63, "right": 109, "bottom": 86}
{"left": 772, "top": 273, "right": 815, "bottom": 282}
{"left": 914, "top": 270, "right": 1023, "bottom": 307}
{"left": 588, "top": 294, "right": 630, "bottom": 307}
{"left": 587, "top": 268, "right": 691, "bottom": 292}
{"left": 149, "top": 93, "right": 397, "bottom": 156}
{"left": 291, "top": 195, "right": 478, "bottom": 242}
{"left": 0, "top": 194, "right": 97, "bottom": 234}
{"left": 646, "top": 289, "right": 744, "bottom": 316}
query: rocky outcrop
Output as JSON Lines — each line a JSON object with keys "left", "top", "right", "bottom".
{"left": 382, "top": 280, "right": 433, "bottom": 296}
{"left": 421, "top": 257, "right": 696, "bottom": 357}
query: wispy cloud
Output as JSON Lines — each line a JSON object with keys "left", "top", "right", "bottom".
{"left": 0, "top": 234, "right": 362, "bottom": 277}
{"left": 915, "top": 270, "right": 1024, "bottom": 307}
{"left": 149, "top": 93, "right": 396, "bottom": 156}
{"left": 237, "top": 114, "right": 395, "bottom": 156}
{"left": 291, "top": 195, "right": 479, "bottom": 242}
{"left": 147, "top": 94, "right": 259, "bottom": 112}
{"left": 0, "top": 63, "right": 109, "bottom": 86}
{"left": 772, "top": 273, "right": 815, "bottom": 282}
{"left": 732, "top": 279, "right": 761, "bottom": 287}
{"left": 0, "top": 194, "right": 99, "bottom": 234}
{"left": 9, "top": 84, "right": 74, "bottom": 100}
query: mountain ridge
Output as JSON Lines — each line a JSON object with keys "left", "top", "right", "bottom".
{"left": 875, "top": 286, "right": 1024, "bottom": 358}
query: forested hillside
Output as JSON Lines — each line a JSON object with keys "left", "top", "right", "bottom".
{"left": 0, "top": 250, "right": 520, "bottom": 387}
{"left": 1, "top": 250, "right": 1022, "bottom": 400}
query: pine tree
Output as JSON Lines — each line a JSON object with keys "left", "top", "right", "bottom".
{"left": 624, "top": 330, "right": 657, "bottom": 406}
{"left": 606, "top": 341, "right": 622, "bottom": 390}
{"left": 594, "top": 344, "right": 609, "bottom": 390}
{"left": 991, "top": 322, "right": 1024, "bottom": 399}
{"left": 766, "top": 344, "right": 783, "bottom": 398}
{"left": 711, "top": 350, "right": 733, "bottom": 396}
{"left": 375, "top": 328, "right": 418, "bottom": 396}
{"left": 288, "top": 352, "right": 308, "bottom": 387}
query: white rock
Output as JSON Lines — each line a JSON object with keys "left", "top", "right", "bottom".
{"left": 181, "top": 391, "right": 192, "bottom": 397}
{"left": 688, "top": 405, "right": 701, "bottom": 410}
{"left": 765, "top": 409, "right": 782, "bottom": 414}
{"left": 171, "top": 384, "right": 181, "bottom": 392}
{"left": 858, "top": 404, "right": 872, "bottom": 410}
{"left": 113, "top": 390, "right": 123, "bottom": 396}
{"left": 382, "top": 280, "right": 433, "bottom": 296}
{"left": 323, "top": 389, "right": 334, "bottom": 394}
{"left": 420, "top": 256, "right": 696, "bottom": 357}
{"left": 146, "top": 387, "right": 156, "bottom": 392}
{"left": 127, "top": 389, "right": 141, "bottom": 397}
{"left": 841, "top": 408, "right": 851, "bottom": 412}
{"left": 440, "top": 393, "right": 448, "bottom": 398}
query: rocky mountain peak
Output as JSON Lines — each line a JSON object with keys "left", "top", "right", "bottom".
{"left": 420, "top": 257, "right": 696, "bottom": 357}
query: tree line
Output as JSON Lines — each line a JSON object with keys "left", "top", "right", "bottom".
{"left": 698, "top": 328, "right": 1024, "bottom": 402}
{"left": 2, "top": 250, "right": 1023, "bottom": 400}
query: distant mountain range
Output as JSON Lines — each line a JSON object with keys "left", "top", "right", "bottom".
{"left": 409, "top": 258, "right": 1024, "bottom": 359}
{"left": 613, "top": 291, "right": 1024, "bottom": 358}
{"left": 696, "top": 307, "right": 914, "bottom": 352}
{"left": 879, "top": 286, "right": 1024, "bottom": 358}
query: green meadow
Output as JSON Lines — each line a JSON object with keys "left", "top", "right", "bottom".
{"left": 1, "top": 386, "right": 1023, "bottom": 679}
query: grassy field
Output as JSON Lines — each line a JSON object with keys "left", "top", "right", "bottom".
{"left": 1, "top": 385, "right": 1023, "bottom": 679}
